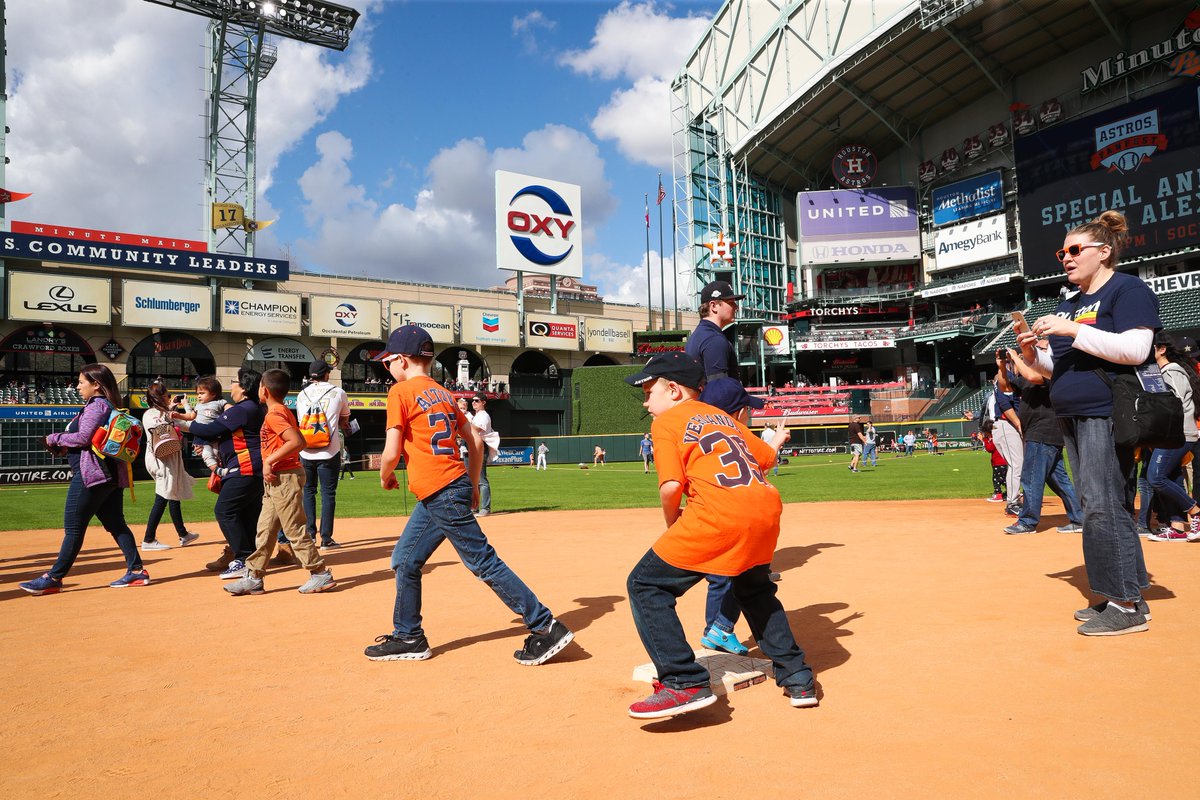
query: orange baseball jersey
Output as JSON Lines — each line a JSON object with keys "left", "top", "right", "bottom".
{"left": 385, "top": 375, "right": 470, "bottom": 500}
{"left": 650, "top": 398, "right": 782, "bottom": 576}
{"left": 260, "top": 404, "right": 302, "bottom": 471}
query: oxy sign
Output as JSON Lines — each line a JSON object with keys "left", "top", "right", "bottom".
{"left": 495, "top": 170, "right": 583, "bottom": 278}
{"left": 7, "top": 270, "right": 111, "bottom": 325}
{"left": 309, "top": 295, "right": 382, "bottom": 339}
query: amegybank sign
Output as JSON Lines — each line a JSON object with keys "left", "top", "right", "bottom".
{"left": 219, "top": 288, "right": 301, "bottom": 335}
{"left": 121, "top": 280, "right": 212, "bottom": 331}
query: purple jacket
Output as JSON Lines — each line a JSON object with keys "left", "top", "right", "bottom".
{"left": 47, "top": 397, "right": 131, "bottom": 489}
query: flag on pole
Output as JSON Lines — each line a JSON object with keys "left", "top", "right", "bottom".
{"left": 644, "top": 194, "right": 650, "bottom": 228}
{"left": 657, "top": 177, "right": 666, "bottom": 205}
{"left": 0, "top": 189, "right": 32, "bottom": 204}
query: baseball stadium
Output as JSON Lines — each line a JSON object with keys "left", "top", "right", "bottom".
{"left": 3, "top": 1, "right": 1200, "bottom": 797}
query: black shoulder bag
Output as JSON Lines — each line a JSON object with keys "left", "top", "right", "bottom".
{"left": 1093, "top": 368, "right": 1184, "bottom": 449}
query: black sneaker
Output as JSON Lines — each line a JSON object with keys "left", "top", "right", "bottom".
{"left": 1076, "top": 603, "right": 1148, "bottom": 636}
{"left": 320, "top": 539, "right": 342, "bottom": 549}
{"left": 364, "top": 634, "right": 432, "bottom": 661}
{"left": 1074, "top": 598, "right": 1151, "bottom": 622}
{"left": 786, "top": 684, "right": 819, "bottom": 708}
{"left": 513, "top": 620, "right": 574, "bottom": 665}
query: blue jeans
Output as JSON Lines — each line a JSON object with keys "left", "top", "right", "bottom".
{"left": 144, "top": 494, "right": 186, "bottom": 542}
{"left": 302, "top": 457, "right": 340, "bottom": 543}
{"left": 1137, "top": 458, "right": 1154, "bottom": 528}
{"left": 905, "top": 444, "right": 914, "bottom": 457}
{"left": 627, "top": 549, "right": 814, "bottom": 691}
{"left": 704, "top": 575, "right": 741, "bottom": 632}
{"left": 214, "top": 475, "right": 263, "bottom": 559}
{"left": 478, "top": 457, "right": 491, "bottom": 513}
{"left": 390, "top": 476, "right": 551, "bottom": 638}
{"left": 1147, "top": 443, "right": 1198, "bottom": 522}
{"left": 863, "top": 442, "right": 877, "bottom": 466}
{"left": 49, "top": 473, "right": 142, "bottom": 580}
{"left": 1017, "top": 440, "right": 1082, "bottom": 528}
{"left": 1060, "top": 417, "right": 1147, "bottom": 603}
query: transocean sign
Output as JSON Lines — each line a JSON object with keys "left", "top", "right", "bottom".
{"left": 2, "top": 232, "right": 289, "bottom": 280}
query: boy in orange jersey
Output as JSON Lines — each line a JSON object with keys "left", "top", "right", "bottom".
{"left": 225, "top": 369, "right": 335, "bottom": 595}
{"left": 624, "top": 352, "right": 818, "bottom": 719}
{"left": 363, "top": 325, "right": 573, "bottom": 665}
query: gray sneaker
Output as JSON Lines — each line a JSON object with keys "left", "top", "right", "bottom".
{"left": 1003, "top": 523, "right": 1037, "bottom": 535}
{"left": 1076, "top": 603, "right": 1149, "bottom": 636}
{"left": 1074, "top": 598, "right": 1151, "bottom": 622}
{"left": 298, "top": 570, "right": 336, "bottom": 594}
{"left": 224, "top": 574, "right": 264, "bottom": 596}
{"left": 1056, "top": 523, "right": 1083, "bottom": 534}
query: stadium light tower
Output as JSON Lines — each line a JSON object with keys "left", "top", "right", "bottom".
{"left": 144, "top": 1, "right": 359, "bottom": 256}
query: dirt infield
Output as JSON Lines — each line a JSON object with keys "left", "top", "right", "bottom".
{"left": 2, "top": 498, "right": 1198, "bottom": 798}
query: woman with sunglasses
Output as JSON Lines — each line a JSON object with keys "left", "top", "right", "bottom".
{"left": 1017, "top": 210, "right": 1159, "bottom": 636}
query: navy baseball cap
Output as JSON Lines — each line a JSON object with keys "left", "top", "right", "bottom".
{"left": 309, "top": 359, "right": 332, "bottom": 377}
{"left": 700, "top": 280, "right": 746, "bottom": 304}
{"left": 374, "top": 324, "right": 435, "bottom": 360}
{"left": 625, "top": 352, "right": 705, "bottom": 390}
{"left": 700, "top": 377, "right": 765, "bottom": 414}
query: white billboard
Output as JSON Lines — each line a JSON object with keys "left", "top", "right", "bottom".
{"left": 582, "top": 317, "right": 633, "bottom": 353}
{"left": 495, "top": 170, "right": 583, "bottom": 278}
{"left": 220, "top": 288, "right": 301, "bottom": 335}
{"left": 7, "top": 271, "right": 111, "bottom": 325}
{"left": 762, "top": 325, "right": 790, "bottom": 356}
{"left": 308, "top": 295, "right": 382, "bottom": 339}
{"left": 460, "top": 307, "right": 520, "bottom": 347}
{"left": 525, "top": 312, "right": 579, "bottom": 351}
{"left": 246, "top": 337, "right": 315, "bottom": 363}
{"left": 388, "top": 301, "right": 455, "bottom": 343}
{"left": 121, "top": 280, "right": 212, "bottom": 331}
{"left": 932, "top": 213, "right": 1009, "bottom": 271}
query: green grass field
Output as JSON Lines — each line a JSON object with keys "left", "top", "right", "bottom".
{"left": 0, "top": 448, "right": 996, "bottom": 532}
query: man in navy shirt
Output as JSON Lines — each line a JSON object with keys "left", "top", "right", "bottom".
{"left": 686, "top": 280, "right": 743, "bottom": 381}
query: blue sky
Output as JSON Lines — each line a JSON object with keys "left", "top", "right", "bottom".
{"left": 5, "top": 0, "right": 720, "bottom": 307}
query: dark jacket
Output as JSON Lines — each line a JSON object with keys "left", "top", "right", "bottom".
{"left": 686, "top": 319, "right": 737, "bottom": 380}
{"left": 189, "top": 399, "right": 265, "bottom": 476}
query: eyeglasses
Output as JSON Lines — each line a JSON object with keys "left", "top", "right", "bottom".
{"left": 230, "top": 380, "right": 240, "bottom": 386}
{"left": 1055, "top": 242, "right": 1106, "bottom": 262}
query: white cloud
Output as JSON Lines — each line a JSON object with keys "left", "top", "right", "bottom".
{"left": 512, "top": 10, "right": 556, "bottom": 52}
{"left": 589, "top": 249, "right": 695, "bottom": 315}
{"left": 590, "top": 77, "right": 673, "bottom": 168}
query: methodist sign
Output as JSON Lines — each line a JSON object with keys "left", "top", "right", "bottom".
{"left": 797, "top": 187, "right": 919, "bottom": 265}
{"left": 525, "top": 312, "right": 579, "bottom": 351}
{"left": 121, "top": 279, "right": 212, "bottom": 331}
{"left": 388, "top": 301, "right": 455, "bottom": 343}
{"left": 219, "top": 288, "right": 301, "bottom": 335}
{"left": 495, "top": 170, "right": 583, "bottom": 279}
{"left": 309, "top": 295, "right": 382, "bottom": 339}
{"left": 582, "top": 317, "right": 633, "bottom": 352}
{"left": 7, "top": 270, "right": 111, "bottom": 325}
{"left": 1015, "top": 83, "right": 1200, "bottom": 278}
{"left": 932, "top": 213, "right": 1009, "bottom": 270}
{"left": 460, "top": 307, "right": 520, "bottom": 347}
{"left": 931, "top": 171, "right": 1004, "bottom": 226}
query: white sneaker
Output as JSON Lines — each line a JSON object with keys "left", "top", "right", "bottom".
{"left": 179, "top": 531, "right": 200, "bottom": 547}
{"left": 298, "top": 570, "right": 336, "bottom": 594}
{"left": 141, "top": 540, "right": 172, "bottom": 551}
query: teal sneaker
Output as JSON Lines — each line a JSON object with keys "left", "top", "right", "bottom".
{"left": 700, "top": 626, "right": 749, "bottom": 656}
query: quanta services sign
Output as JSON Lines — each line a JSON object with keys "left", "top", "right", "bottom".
{"left": 7, "top": 270, "right": 111, "bottom": 325}
{"left": 525, "top": 313, "right": 579, "bottom": 351}
{"left": 121, "top": 279, "right": 212, "bottom": 331}
{"left": 495, "top": 170, "right": 583, "bottom": 279}
{"left": 308, "top": 295, "right": 382, "bottom": 339}
{"left": 219, "top": 288, "right": 301, "bottom": 336}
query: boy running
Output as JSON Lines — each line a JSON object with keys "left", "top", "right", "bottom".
{"left": 624, "top": 352, "right": 818, "bottom": 719}
{"left": 225, "top": 369, "right": 335, "bottom": 596}
{"left": 363, "top": 325, "right": 573, "bottom": 665}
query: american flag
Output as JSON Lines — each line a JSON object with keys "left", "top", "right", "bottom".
{"left": 657, "top": 178, "right": 666, "bottom": 205}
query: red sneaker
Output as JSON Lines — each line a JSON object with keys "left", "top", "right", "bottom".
{"left": 1148, "top": 528, "right": 1189, "bottom": 542}
{"left": 986, "top": 493, "right": 1004, "bottom": 503}
{"left": 629, "top": 681, "right": 716, "bottom": 719}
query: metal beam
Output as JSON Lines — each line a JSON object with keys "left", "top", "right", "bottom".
{"left": 940, "top": 26, "right": 1006, "bottom": 97}
{"left": 1087, "top": 0, "right": 1123, "bottom": 48}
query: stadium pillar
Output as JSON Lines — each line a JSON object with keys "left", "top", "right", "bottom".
{"left": 933, "top": 340, "right": 942, "bottom": 386}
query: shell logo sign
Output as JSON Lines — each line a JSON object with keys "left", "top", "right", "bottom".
{"left": 762, "top": 325, "right": 790, "bottom": 355}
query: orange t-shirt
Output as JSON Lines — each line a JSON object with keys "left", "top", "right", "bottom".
{"left": 650, "top": 398, "right": 782, "bottom": 576}
{"left": 385, "top": 375, "right": 470, "bottom": 500}
{"left": 260, "top": 404, "right": 302, "bottom": 471}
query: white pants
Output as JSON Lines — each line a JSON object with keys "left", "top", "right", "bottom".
{"left": 536, "top": 454, "right": 547, "bottom": 470}
{"left": 992, "top": 419, "right": 1024, "bottom": 501}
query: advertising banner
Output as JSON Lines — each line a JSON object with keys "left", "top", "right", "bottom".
{"left": 12, "top": 220, "right": 207, "bottom": 252}
{"left": 495, "top": 170, "right": 583, "bottom": 278}
{"left": 460, "top": 307, "right": 520, "bottom": 347}
{"left": 920, "top": 273, "right": 1013, "bottom": 298}
{"left": 2, "top": 232, "right": 288, "bottom": 280}
{"left": 388, "top": 301, "right": 455, "bottom": 343}
{"left": 1145, "top": 268, "right": 1200, "bottom": 295}
{"left": 245, "top": 337, "right": 314, "bottom": 363}
{"left": 795, "top": 338, "right": 895, "bottom": 351}
{"left": 0, "top": 466, "right": 75, "bottom": 485}
{"left": 7, "top": 270, "right": 111, "bottom": 325}
{"left": 931, "top": 171, "right": 1004, "bottom": 226}
{"left": 0, "top": 407, "right": 80, "bottom": 420}
{"left": 762, "top": 325, "right": 790, "bottom": 356}
{"left": 582, "top": 317, "right": 633, "bottom": 352}
{"left": 1015, "top": 83, "right": 1200, "bottom": 278}
{"left": 220, "top": 288, "right": 301, "bottom": 335}
{"left": 797, "top": 187, "right": 919, "bottom": 265}
{"left": 309, "top": 295, "right": 382, "bottom": 340}
{"left": 932, "top": 213, "right": 1009, "bottom": 271}
{"left": 0, "top": 325, "right": 94, "bottom": 355}
{"left": 525, "top": 312, "right": 579, "bottom": 351}
{"left": 495, "top": 447, "right": 534, "bottom": 466}
{"left": 121, "top": 279, "right": 212, "bottom": 331}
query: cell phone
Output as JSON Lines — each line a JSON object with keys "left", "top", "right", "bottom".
{"left": 1011, "top": 311, "right": 1029, "bottom": 336}
{"left": 173, "top": 394, "right": 185, "bottom": 403}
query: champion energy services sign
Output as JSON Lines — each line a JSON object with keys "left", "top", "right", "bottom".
{"left": 797, "top": 187, "right": 920, "bottom": 266}
{"left": 495, "top": 170, "right": 583, "bottom": 279}
{"left": 1015, "top": 83, "right": 1200, "bottom": 278}
{"left": 932, "top": 213, "right": 1009, "bottom": 271}
{"left": 121, "top": 280, "right": 212, "bottom": 331}
{"left": 582, "top": 317, "right": 633, "bottom": 352}
{"left": 7, "top": 271, "right": 112, "bottom": 325}
{"left": 219, "top": 288, "right": 301, "bottom": 335}
{"left": 309, "top": 295, "right": 382, "bottom": 340}
{"left": 389, "top": 302, "right": 455, "bottom": 343}
{"left": 460, "top": 307, "right": 520, "bottom": 347}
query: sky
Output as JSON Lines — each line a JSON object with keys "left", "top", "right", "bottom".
{"left": 3, "top": 0, "right": 721, "bottom": 310}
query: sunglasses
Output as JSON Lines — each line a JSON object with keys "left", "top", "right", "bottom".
{"left": 1055, "top": 242, "right": 1106, "bottom": 262}
{"left": 380, "top": 353, "right": 402, "bottom": 364}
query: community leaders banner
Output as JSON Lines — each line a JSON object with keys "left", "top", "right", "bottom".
{"left": 7, "top": 270, "right": 111, "bottom": 325}
{"left": 1015, "top": 82, "right": 1200, "bottom": 278}
{"left": 220, "top": 288, "right": 301, "bottom": 335}
{"left": 797, "top": 187, "right": 919, "bottom": 265}
{"left": 932, "top": 213, "right": 1009, "bottom": 271}
{"left": 582, "top": 317, "right": 633, "bottom": 352}
{"left": 460, "top": 307, "right": 520, "bottom": 347}
{"left": 309, "top": 295, "right": 382, "bottom": 340}
{"left": 525, "top": 312, "right": 579, "bottom": 351}
{"left": 931, "top": 171, "right": 1004, "bottom": 226}
{"left": 121, "top": 280, "right": 212, "bottom": 331}
{"left": 389, "top": 301, "right": 455, "bottom": 343}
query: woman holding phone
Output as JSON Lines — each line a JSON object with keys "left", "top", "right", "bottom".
{"left": 141, "top": 382, "right": 199, "bottom": 550}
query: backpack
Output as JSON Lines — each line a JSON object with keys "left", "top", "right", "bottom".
{"left": 298, "top": 386, "right": 336, "bottom": 449}
{"left": 90, "top": 404, "right": 144, "bottom": 501}
{"left": 1095, "top": 368, "right": 1184, "bottom": 450}
{"left": 148, "top": 420, "right": 183, "bottom": 459}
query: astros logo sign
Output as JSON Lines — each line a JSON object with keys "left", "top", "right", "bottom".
{"left": 495, "top": 170, "right": 584, "bottom": 278}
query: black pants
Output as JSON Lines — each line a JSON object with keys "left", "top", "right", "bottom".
{"left": 214, "top": 475, "right": 263, "bottom": 559}
{"left": 144, "top": 494, "right": 186, "bottom": 542}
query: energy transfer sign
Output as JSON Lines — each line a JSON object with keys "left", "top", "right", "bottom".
{"left": 121, "top": 280, "right": 212, "bottom": 331}
{"left": 495, "top": 170, "right": 583, "bottom": 279}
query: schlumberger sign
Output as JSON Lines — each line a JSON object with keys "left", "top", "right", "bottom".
{"left": 495, "top": 170, "right": 583, "bottom": 278}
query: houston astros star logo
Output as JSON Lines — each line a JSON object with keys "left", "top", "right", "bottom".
{"left": 701, "top": 232, "right": 738, "bottom": 264}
